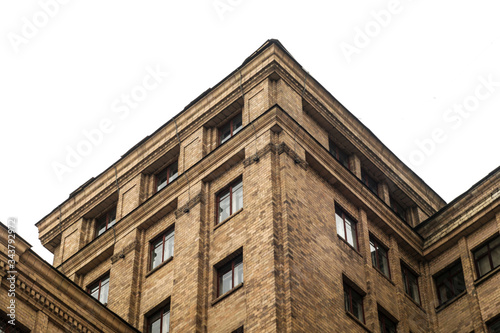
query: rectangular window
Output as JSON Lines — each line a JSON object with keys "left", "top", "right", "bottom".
{"left": 434, "top": 261, "right": 466, "bottom": 305}
{"left": 335, "top": 205, "right": 359, "bottom": 250}
{"left": 155, "top": 162, "right": 178, "bottom": 192}
{"left": 344, "top": 283, "right": 364, "bottom": 323}
{"left": 329, "top": 139, "right": 349, "bottom": 169}
{"left": 148, "top": 305, "right": 170, "bottom": 333}
{"left": 361, "top": 170, "right": 378, "bottom": 195}
{"left": 473, "top": 235, "right": 500, "bottom": 278}
{"left": 370, "top": 237, "right": 390, "bottom": 278}
{"left": 87, "top": 273, "right": 110, "bottom": 305}
{"left": 219, "top": 113, "right": 242, "bottom": 145}
{"left": 217, "top": 254, "right": 243, "bottom": 296}
{"left": 401, "top": 264, "right": 420, "bottom": 304}
{"left": 489, "top": 317, "right": 500, "bottom": 333}
{"left": 379, "top": 313, "right": 397, "bottom": 333}
{"left": 96, "top": 207, "right": 117, "bottom": 237}
{"left": 150, "top": 229, "right": 175, "bottom": 270}
{"left": 390, "top": 197, "right": 407, "bottom": 222}
{"left": 217, "top": 178, "right": 243, "bottom": 224}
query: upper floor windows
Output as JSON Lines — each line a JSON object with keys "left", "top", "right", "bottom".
{"left": 434, "top": 261, "right": 466, "bottom": 305}
{"left": 148, "top": 304, "right": 170, "bottom": 333}
{"left": 370, "top": 237, "right": 390, "bottom": 278}
{"left": 155, "top": 162, "right": 178, "bottom": 192}
{"left": 219, "top": 113, "right": 242, "bottom": 145}
{"left": 217, "top": 178, "right": 243, "bottom": 224}
{"left": 344, "top": 282, "right": 364, "bottom": 323}
{"left": 361, "top": 169, "right": 378, "bottom": 195}
{"left": 96, "top": 207, "right": 117, "bottom": 237}
{"left": 473, "top": 234, "right": 500, "bottom": 278}
{"left": 88, "top": 273, "right": 109, "bottom": 305}
{"left": 329, "top": 140, "right": 349, "bottom": 169}
{"left": 335, "top": 205, "right": 359, "bottom": 251}
{"left": 150, "top": 228, "right": 175, "bottom": 270}
{"left": 217, "top": 254, "right": 243, "bottom": 297}
{"left": 379, "top": 313, "right": 397, "bottom": 333}
{"left": 390, "top": 197, "right": 407, "bottom": 222}
{"left": 401, "top": 264, "right": 420, "bottom": 304}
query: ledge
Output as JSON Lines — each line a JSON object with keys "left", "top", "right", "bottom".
{"left": 145, "top": 256, "right": 173, "bottom": 278}
{"left": 211, "top": 282, "right": 244, "bottom": 306}
{"left": 337, "top": 235, "right": 363, "bottom": 258}
{"left": 474, "top": 265, "right": 500, "bottom": 287}
{"left": 435, "top": 290, "right": 467, "bottom": 313}
{"left": 345, "top": 311, "right": 372, "bottom": 332}
{"left": 214, "top": 209, "right": 244, "bottom": 231}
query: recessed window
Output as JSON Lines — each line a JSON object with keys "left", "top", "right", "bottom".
{"left": 217, "top": 254, "right": 243, "bottom": 296}
{"left": 390, "top": 197, "right": 406, "bottom": 222}
{"left": 379, "top": 313, "right": 397, "bottom": 333}
{"left": 219, "top": 113, "right": 242, "bottom": 145}
{"left": 96, "top": 207, "right": 117, "bottom": 237}
{"left": 361, "top": 169, "right": 378, "bottom": 195}
{"left": 150, "top": 229, "right": 175, "bottom": 270}
{"left": 401, "top": 264, "right": 420, "bottom": 304}
{"left": 231, "top": 327, "right": 244, "bottom": 333}
{"left": 147, "top": 304, "right": 170, "bottom": 333}
{"left": 434, "top": 261, "right": 466, "bottom": 305}
{"left": 329, "top": 139, "right": 349, "bottom": 169}
{"left": 370, "top": 237, "right": 390, "bottom": 278}
{"left": 217, "top": 178, "right": 243, "bottom": 224}
{"left": 489, "top": 317, "right": 500, "bottom": 333}
{"left": 473, "top": 235, "right": 500, "bottom": 278}
{"left": 155, "top": 161, "right": 178, "bottom": 192}
{"left": 87, "top": 273, "right": 109, "bottom": 305}
{"left": 344, "top": 283, "right": 364, "bottom": 323}
{"left": 335, "top": 205, "right": 359, "bottom": 250}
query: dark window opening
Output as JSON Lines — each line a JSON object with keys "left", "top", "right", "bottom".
{"left": 401, "top": 264, "right": 420, "bottom": 304}
{"left": 155, "top": 161, "right": 178, "bottom": 192}
{"left": 147, "top": 304, "right": 170, "bottom": 333}
{"left": 370, "top": 237, "right": 390, "bottom": 278}
{"left": 474, "top": 235, "right": 500, "bottom": 278}
{"left": 344, "top": 283, "right": 364, "bottom": 323}
{"left": 96, "top": 207, "right": 117, "bottom": 237}
{"left": 219, "top": 113, "right": 242, "bottom": 145}
{"left": 231, "top": 327, "right": 244, "bottom": 333}
{"left": 329, "top": 139, "right": 349, "bottom": 169}
{"left": 390, "top": 197, "right": 407, "bottom": 222}
{"left": 489, "top": 317, "right": 500, "bottom": 333}
{"left": 434, "top": 261, "right": 466, "bottom": 305}
{"left": 361, "top": 170, "right": 378, "bottom": 195}
{"left": 379, "top": 313, "right": 397, "bottom": 333}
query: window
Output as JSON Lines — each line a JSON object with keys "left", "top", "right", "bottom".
{"left": 87, "top": 273, "right": 110, "bottom": 305}
{"left": 473, "top": 235, "right": 500, "bottom": 278}
{"left": 329, "top": 139, "right": 349, "bottom": 169}
{"left": 231, "top": 327, "right": 244, "bottom": 333}
{"left": 155, "top": 161, "right": 178, "bottom": 192}
{"left": 370, "top": 237, "right": 390, "bottom": 278}
{"left": 361, "top": 170, "right": 378, "bottom": 195}
{"left": 401, "top": 264, "right": 420, "bottom": 304}
{"left": 0, "top": 312, "right": 29, "bottom": 332}
{"left": 390, "top": 197, "right": 406, "bottom": 222}
{"left": 344, "top": 283, "right": 364, "bottom": 323}
{"left": 150, "top": 229, "right": 175, "bottom": 270}
{"left": 434, "top": 261, "right": 466, "bottom": 305}
{"left": 217, "top": 254, "right": 243, "bottom": 296}
{"left": 489, "top": 317, "right": 500, "bottom": 333}
{"left": 217, "top": 178, "right": 243, "bottom": 224}
{"left": 219, "top": 113, "right": 242, "bottom": 145}
{"left": 96, "top": 207, "right": 117, "bottom": 236}
{"left": 147, "top": 305, "right": 170, "bottom": 333}
{"left": 379, "top": 313, "right": 397, "bottom": 333}
{"left": 335, "top": 205, "right": 359, "bottom": 250}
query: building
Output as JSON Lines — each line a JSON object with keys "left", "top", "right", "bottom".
{"left": 4, "top": 39, "right": 499, "bottom": 332}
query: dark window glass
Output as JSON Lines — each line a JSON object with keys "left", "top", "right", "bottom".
{"left": 148, "top": 305, "right": 170, "bottom": 333}
{"left": 489, "top": 317, "right": 500, "bottom": 333}
{"left": 218, "top": 255, "right": 243, "bottom": 296}
{"left": 231, "top": 327, "right": 244, "bottom": 333}
{"left": 370, "top": 238, "right": 390, "bottom": 278}
{"left": 335, "top": 205, "right": 358, "bottom": 250}
{"left": 379, "top": 313, "right": 397, "bottom": 333}
{"left": 329, "top": 140, "right": 349, "bottom": 169}
{"left": 87, "top": 274, "right": 110, "bottom": 304}
{"left": 434, "top": 261, "right": 466, "bottom": 305}
{"left": 96, "top": 207, "right": 117, "bottom": 237}
{"left": 474, "top": 235, "right": 500, "bottom": 278}
{"left": 390, "top": 197, "right": 407, "bottom": 222}
{"left": 344, "top": 283, "right": 364, "bottom": 323}
{"left": 150, "top": 229, "right": 175, "bottom": 270}
{"left": 217, "top": 178, "right": 243, "bottom": 224}
{"left": 402, "top": 264, "right": 420, "bottom": 304}
{"left": 219, "top": 113, "right": 243, "bottom": 145}
{"left": 156, "top": 161, "right": 178, "bottom": 192}
{"left": 361, "top": 170, "right": 378, "bottom": 195}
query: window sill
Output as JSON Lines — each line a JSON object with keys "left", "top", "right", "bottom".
{"left": 372, "top": 266, "right": 394, "bottom": 286}
{"left": 345, "top": 311, "right": 372, "bottom": 332}
{"left": 214, "top": 209, "right": 243, "bottom": 231}
{"left": 404, "top": 293, "right": 425, "bottom": 313}
{"left": 337, "top": 235, "right": 363, "bottom": 258}
{"left": 211, "top": 282, "right": 244, "bottom": 306}
{"left": 435, "top": 290, "right": 467, "bottom": 313}
{"left": 474, "top": 265, "right": 500, "bottom": 287}
{"left": 145, "top": 256, "right": 173, "bottom": 278}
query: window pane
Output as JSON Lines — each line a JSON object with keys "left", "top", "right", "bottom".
{"left": 452, "top": 272, "right": 465, "bottom": 295}
{"left": 491, "top": 236, "right": 500, "bottom": 248}
{"left": 220, "top": 123, "right": 231, "bottom": 144}
{"left": 100, "top": 280, "right": 109, "bottom": 304}
{"left": 232, "top": 181, "right": 243, "bottom": 213}
{"left": 438, "top": 285, "right": 449, "bottom": 303}
{"left": 165, "top": 232, "right": 174, "bottom": 259}
{"left": 489, "top": 319, "right": 500, "bottom": 333}
{"left": 221, "top": 270, "right": 232, "bottom": 295}
{"left": 408, "top": 274, "right": 420, "bottom": 304}
{"left": 475, "top": 245, "right": 488, "bottom": 258}
{"left": 336, "top": 213, "right": 345, "bottom": 239}
{"left": 351, "top": 290, "right": 364, "bottom": 322}
{"left": 378, "top": 248, "right": 389, "bottom": 276}
{"left": 149, "top": 314, "right": 161, "bottom": 333}
{"left": 477, "top": 256, "right": 491, "bottom": 277}
{"left": 97, "top": 222, "right": 107, "bottom": 236}
{"left": 344, "top": 289, "right": 351, "bottom": 313}
{"left": 234, "top": 261, "right": 243, "bottom": 286}
{"left": 169, "top": 162, "right": 178, "bottom": 183}
{"left": 162, "top": 310, "right": 170, "bottom": 333}
{"left": 492, "top": 245, "right": 500, "bottom": 269}
{"left": 232, "top": 114, "right": 242, "bottom": 134}
{"left": 152, "top": 242, "right": 163, "bottom": 269}
{"left": 90, "top": 286, "right": 99, "bottom": 300}
{"left": 218, "top": 192, "right": 230, "bottom": 223}
{"left": 157, "top": 169, "right": 168, "bottom": 191}
{"left": 345, "top": 219, "right": 357, "bottom": 250}
{"left": 370, "top": 241, "right": 377, "bottom": 267}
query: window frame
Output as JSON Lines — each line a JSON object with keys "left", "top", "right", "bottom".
{"left": 379, "top": 312, "right": 397, "bottom": 333}
{"left": 149, "top": 227, "right": 175, "bottom": 271}
{"left": 154, "top": 161, "right": 178, "bottom": 192}
{"left": 87, "top": 273, "right": 110, "bottom": 305}
{"left": 369, "top": 237, "right": 391, "bottom": 278}
{"left": 473, "top": 234, "right": 500, "bottom": 278}
{"left": 218, "top": 113, "right": 243, "bottom": 145}
{"left": 147, "top": 304, "right": 170, "bottom": 333}
{"left": 217, "top": 254, "right": 243, "bottom": 297}
{"left": 216, "top": 177, "right": 243, "bottom": 224}
{"left": 401, "top": 263, "right": 421, "bottom": 304}
{"left": 329, "top": 139, "right": 349, "bottom": 169}
{"left": 434, "top": 261, "right": 466, "bottom": 305}
{"left": 335, "top": 205, "right": 359, "bottom": 251}
{"left": 96, "top": 206, "right": 117, "bottom": 237}
{"left": 343, "top": 282, "right": 365, "bottom": 323}
{"left": 361, "top": 169, "right": 378, "bottom": 195}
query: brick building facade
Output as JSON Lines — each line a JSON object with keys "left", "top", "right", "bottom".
{"left": 3, "top": 40, "right": 499, "bottom": 332}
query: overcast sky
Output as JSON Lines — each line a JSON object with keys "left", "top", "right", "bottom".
{"left": 1, "top": 0, "right": 499, "bottom": 263}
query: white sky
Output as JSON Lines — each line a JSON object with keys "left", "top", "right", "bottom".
{"left": 1, "top": 0, "right": 499, "bottom": 263}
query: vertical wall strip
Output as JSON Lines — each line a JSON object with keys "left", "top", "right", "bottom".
{"left": 174, "top": 119, "right": 191, "bottom": 213}
{"left": 239, "top": 70, "right": 259, "bottom": 162}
